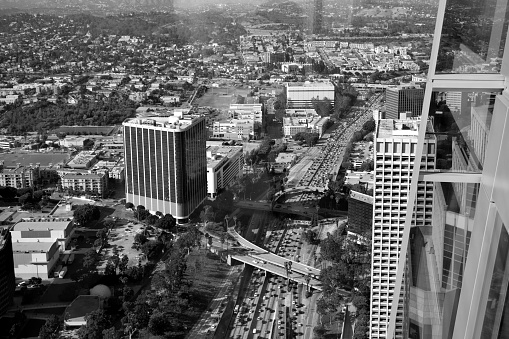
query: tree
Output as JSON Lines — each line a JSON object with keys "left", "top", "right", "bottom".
{"left": 320, "top": 233, "right": 343, "bottom": 262}
{"left": 18, "top": 192, "right": 32, "bottom": 205}
{"left": 39, "top": 315, "right": 61, "bottom": 339}
{"left": 200, "top": 205, "right": 215, "bottom": 225}
{"left": 148, "top": 311, "right": 172, "bottom": 335}
{"left": 351, "top": 295, "right": 368, "bottom": 312}
{"left": 134, "top": 233, "right": 148, "bottom": 245}
{"left": 155, "top": 214, "right": 176, "bottom": 232}
{"left": 123, "top": 301, "right": 152, "bottom": 337}
{"left": 96, "top": 228, "right": 108, "bottom": 240}
{"left": 119, "top": 255, "right": 129, "bottom": 274}
{"left": 141, "top": 240, "right": 162, "bottom": 260}
{"left": 73, "top": 204, "right": 101, "bottom": 226}
{"left": 102, "top": 327, "right": 121, "bottom": 339}
{"left": 313, "top": 324, "right": 328, "bottom": 339}
{"left": 362, "top": 118, "right": 376, "bottom": 132}
{"left": 83, "top": 249, "right": 99, "bottom": 268}
{"left": 146, "top": 214, "right": 158, "bottom": 225}
{"left": 78, "top": 310, "right": 111, "bottom": 339}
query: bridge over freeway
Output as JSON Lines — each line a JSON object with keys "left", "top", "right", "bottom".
{"left": 235, "top": 200, "right": 326, "bottom": 219}
{"left": 227, "top": 228, "right": 329, "bottom": 291}
{"left": 229, "top": 253, "right": 323, "bottom": 291}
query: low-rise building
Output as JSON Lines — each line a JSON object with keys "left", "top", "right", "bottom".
{"left": 12, "top": 241, "right": 60, "bottom": 279}
{"left": 60, "top": 172, "right": 108, "bottom": 197}
{"left": 10, "top": 217, "right": 74, "bottom": 250}
{"left": 206, "top": 145, "right": 244, "bottom": 199}
{"left": 212, "top": 120, "right": 255, "bottom": 140}
{"left": 67, "top": 151, "right": 98, "bottom": 169}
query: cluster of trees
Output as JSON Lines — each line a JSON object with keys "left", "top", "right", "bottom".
{"left": 1, "top": 95, "right": 137, "bottom": 134}
{"left": 333, "top": 85, "right": 359, "bottom": 121}
{"left": 102, "top": 227, "right": 202, "bottom": 338}
{"left": 312, "top": 98, "right": 333, "bottom": 117}
{"left": 342, "top": 118, "right": 376, "bottom": 170}
{"left": 17, "top": 188, "right": 50, "bottom": 211}
{"left": 317, "top": 224, "right": 371, "bottom": 339}
{"left": 302, "top": 229, "right": 320, "bottom": 245}
{"left": 318, "top": 188, "right": 348, "bottom": 211}
{"left": 73, "top": 204, "right": 101, "bottom": 227}
{"left": 72, "top": 228, "right": 204, "bottom": 338}
{"left": 124, "top": 203, "right": 177, "bottom": 233}
{"left": 0, "top": 186, "right": 51, "bottom": 210}
{"left": 293, "top": 132, "right": 320, "bottom": 147}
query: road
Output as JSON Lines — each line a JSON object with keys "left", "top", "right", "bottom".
{"left": 229, "top": 228, "right": 321, "bottom": 277}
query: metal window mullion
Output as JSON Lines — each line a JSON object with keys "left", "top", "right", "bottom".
{"left": 386, "top": 0, "right": 447, "bottom": 335}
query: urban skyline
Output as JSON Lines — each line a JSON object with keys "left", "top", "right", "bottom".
{"left": 0, "top": 0, "right": 507, "bottom": 339}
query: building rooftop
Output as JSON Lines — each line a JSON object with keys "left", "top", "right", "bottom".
{"left": 377, "top": 118, "right": 434, "bottom": 139}
{"left": 64, "top": 295, "right": 101, "bottom": 327}
{"left": 350, "top": 190, "right": 374, "bottom": 204}
{"left": 13, "top": 217, "right": 73, "bottom": 232}
{"left": 61, "top": 172, "right": 106, "bottom": 180}
{"left": 286, "top": 81, "right": 334, "bottom": 88}
{"left": 206, "top": 145, "right": 243, "bottom": 169}
{"left": 123, "top": 112, "right": 203, "bottom": 131}
{"left": 12, "top": 241, "right": 55, "bottom": 253}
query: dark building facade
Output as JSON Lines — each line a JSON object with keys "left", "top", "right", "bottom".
{"left": 348, "top": 190, "right": 373, "bottom": 233}
{"left": 123, "top": 115, "right": 207, "bottom": 222}
{"left": 385, "top": 85, "right": 425, "bottom": 120}
{"left": 313, "top": 0, "right": 323, "bottom": 35}
{"left": 0, "top": 228, "right": 15, "bottom": 316}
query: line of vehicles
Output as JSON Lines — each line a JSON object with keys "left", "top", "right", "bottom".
{"left": 53, "top": 253, "right": 74, "bottom": 278}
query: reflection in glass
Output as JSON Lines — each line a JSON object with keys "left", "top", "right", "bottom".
{"left": 425, "top": 91, "right": 495, "bottom": 171}
{"left": 436, "top": 0, "right": 509, "bottom": 73}
{"left": 481, "top": 216, "right": 509, "bottom": 338}
{"left": 407, "top": 180, "right": 478, "bottom": 338}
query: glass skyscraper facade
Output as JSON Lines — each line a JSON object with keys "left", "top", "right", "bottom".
{"left": 371, "top": 0, "right": 509, "bottom": 337}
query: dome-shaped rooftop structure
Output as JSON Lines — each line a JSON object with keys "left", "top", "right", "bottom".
{"left": 90, "top": 284, "right": 111, "bottom": 298}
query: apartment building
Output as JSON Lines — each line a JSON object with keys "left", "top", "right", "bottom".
{"left": 0, "top": 164, "right": 40, "bottom": 189}
{"left": 60, "top": 172, "right": 108, "bottom": 198}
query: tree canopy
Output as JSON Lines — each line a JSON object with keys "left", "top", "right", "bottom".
{"left": 73, "top": 204, "right": 101, "bottom": 226}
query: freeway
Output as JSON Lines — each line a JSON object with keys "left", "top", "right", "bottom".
{"left": 235, "top": 200, "right": 328, "bottom": 219}
{"left": 229, "top": 228, "right": 321, "bottom": 278}
{"left": 230, "top": 253, "right": 323, "bottom": 291}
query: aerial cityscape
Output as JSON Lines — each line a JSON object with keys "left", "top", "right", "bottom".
{"left": 0, "top": 0, "right": 508, "bottom": 339}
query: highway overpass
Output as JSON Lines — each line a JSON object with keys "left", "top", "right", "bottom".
{"left": 230, "top": 253, "right": 323, "bottom": 291}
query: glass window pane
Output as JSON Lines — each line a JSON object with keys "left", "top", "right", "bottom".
{"left": 436, "top": 0, "right": 509, "bottom": 74}
{"left": 407, "top": 181, "right": 478, "bottom": 339}
{"left": 425, "top": 90, "right": 496, "bottom": 172}
{"left": 481, "top": 214, "right": 509, "bottom": 338}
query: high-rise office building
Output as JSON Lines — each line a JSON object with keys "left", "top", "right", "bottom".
{"left": 385, "top": 86, "right": 425, "bottom": 120}
{"left": 370, "top": 118, "right": 436, "bottom": 339}
{"left": 372, "top": 0, "right": 509, "bottom": 337}
{"left": 0, "top": 228, "right": 15, "bottom": 316}
{"left": 313, "top": 0, "right": 323, "bottom": 35}
{"left": 123, "top": 113, "right": 207, "bottom": 222}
